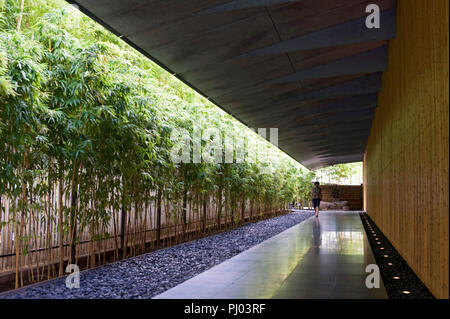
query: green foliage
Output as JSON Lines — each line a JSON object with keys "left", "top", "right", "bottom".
{"left": 315, "top": 162, "right": 362, "bottom": 185}
{"left": 0, "top": 0, "right": 315, "bottom": 247}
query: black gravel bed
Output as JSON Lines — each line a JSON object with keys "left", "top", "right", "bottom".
{"left": 0, "top": 210, "right": 314, "bottom": 299}
{"left": 359, "top": 213, "right": 435, "bottom": 299}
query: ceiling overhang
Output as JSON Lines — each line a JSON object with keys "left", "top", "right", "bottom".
{"left": 67, "top": 0, "right": 397, "bottom": 170}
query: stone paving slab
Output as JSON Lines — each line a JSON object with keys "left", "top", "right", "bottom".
{"left": 154, "top": 211, "right": 388, "bottom": 299}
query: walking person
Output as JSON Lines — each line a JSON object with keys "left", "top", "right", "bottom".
{"left": 311, "top": 181, "right": 322, "bottom": 217}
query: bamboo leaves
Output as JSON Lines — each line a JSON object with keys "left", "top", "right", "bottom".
{"left": 0, "top": 0, "right": 319, "bottom": 288}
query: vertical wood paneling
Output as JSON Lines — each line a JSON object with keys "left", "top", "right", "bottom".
{"left": 364, "top": 0, "right": 449, "bottom": 298}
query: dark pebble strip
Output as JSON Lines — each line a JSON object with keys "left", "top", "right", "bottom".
{"left": 359, "top": 212, "right": 435, "bottom": 299}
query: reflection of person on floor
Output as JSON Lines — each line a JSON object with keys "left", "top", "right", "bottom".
{"left": 311, "top": 181, "right": 322, "bottom": 217}
{"left": 313, "top": 217, "right": 321, "bottom": 249}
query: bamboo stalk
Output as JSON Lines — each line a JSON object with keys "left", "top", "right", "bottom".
{"left": 0, "top": 193, "right": 3, "bottom": 271}
{"left": 46, "top": 167, "right": 52, "bottom": 280}
{"left": 58, "top": 176, "right": 64, "bottom": 276}
{"left": 121, "top": 189, "right": 127, "bottom": 259}
{"left": 113, "top": 207, "right": 118, "bottom": 261}
{"left": 69, "top": 160, "right": 78, "bottom": 265}
{"left": 133, "top": 197, "right": 138, "bottom": 255}
{"left": 16, "top": 0, "right": 25, "bottom": 31}
{"left": 156, "top": 188, "right": 161, "bottom": 248}
{"left": 217, "top": 188, "right": 222, "bottom": 231}
{"left": 13, "top": 199, "right": 19, "bottom": 289}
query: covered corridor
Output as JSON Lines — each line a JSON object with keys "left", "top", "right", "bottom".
{"left": 0, "top": 0, "right": 447, "bottom": 300}
{"left": 155, "top": 212, "right": 387, "bottom": 299}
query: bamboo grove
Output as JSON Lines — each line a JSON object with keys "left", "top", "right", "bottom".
{"left": 0, "top": 0, "right": 316, "bottom": 289}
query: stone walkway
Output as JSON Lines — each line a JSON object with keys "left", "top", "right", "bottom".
{"left": 154, "top": 211, "right": 388, "bottom": 299}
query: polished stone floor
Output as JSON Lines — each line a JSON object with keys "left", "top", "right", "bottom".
{"left": 154, "top": 211, "right": 388, "bottom": 299}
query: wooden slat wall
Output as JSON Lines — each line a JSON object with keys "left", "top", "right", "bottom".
{"left": 0, "top": 192, "right": 262, "bottom": 275}
{"left": 364, "top": 0, "right": 449, "bottom": 299}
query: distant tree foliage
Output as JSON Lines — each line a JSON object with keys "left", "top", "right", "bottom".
{"left": 315, "top": 162, "right": 363, "bottom": 185}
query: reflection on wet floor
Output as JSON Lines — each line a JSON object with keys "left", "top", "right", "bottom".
{"left": 154, "top": 211, "right": 388, "bottom": 299}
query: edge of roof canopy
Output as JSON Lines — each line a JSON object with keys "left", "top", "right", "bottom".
{"left": 66, "top": 0, "right": 244, "bottom": 123}
{"left": 65, "top": 0, "right": 397, "bottom": 170}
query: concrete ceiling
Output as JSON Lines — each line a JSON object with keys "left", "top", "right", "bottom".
{"left": 67, "top": 0, "right": 397, "bottom": 170}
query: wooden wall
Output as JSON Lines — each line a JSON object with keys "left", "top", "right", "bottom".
{"left": 320, "top": 184, "right": 363, "bottom": 210}
{"left": 364, "top": 0, "right": 449, "bottom": 298}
